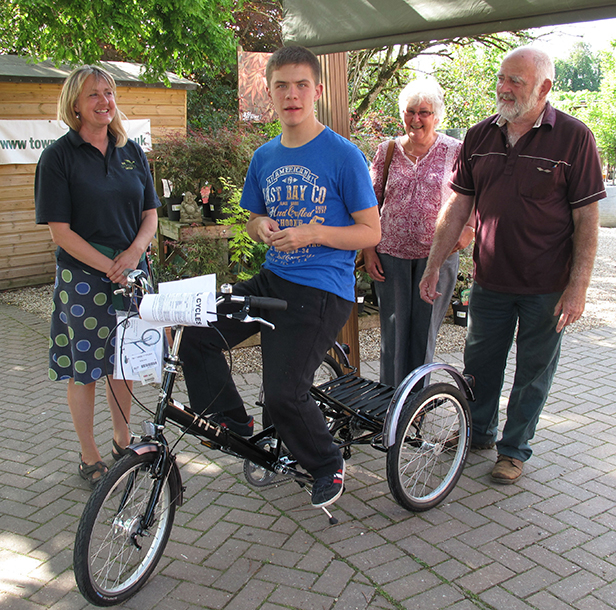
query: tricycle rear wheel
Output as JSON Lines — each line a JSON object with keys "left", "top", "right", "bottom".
{"left": 386, "top": 383, "right": 470, "bottom": 511}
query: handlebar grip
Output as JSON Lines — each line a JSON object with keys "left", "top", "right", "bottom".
{"left": 248, "top": 296, "right": 288, "bottom": 311}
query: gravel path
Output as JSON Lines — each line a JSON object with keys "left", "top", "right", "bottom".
{"left": 2, "top": 228, "right": 614, "bottom": 373}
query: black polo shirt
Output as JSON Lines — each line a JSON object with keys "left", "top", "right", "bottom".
{"left": 35, "top": 129, "right": 159, "bottom": 273}
{"left": 450, "top": 103, "right": 605, "bottom": 294}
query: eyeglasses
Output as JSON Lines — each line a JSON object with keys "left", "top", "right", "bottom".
{"left": 404, "top": 110, "right": 434, "bottom": 118}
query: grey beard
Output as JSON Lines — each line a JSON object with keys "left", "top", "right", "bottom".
{"left": 496, "top": 89, "right": 540, "bottom": 122}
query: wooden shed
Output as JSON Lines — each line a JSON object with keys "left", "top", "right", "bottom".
{"left": 0, "top": 55, "right": 197, "bottom": 290}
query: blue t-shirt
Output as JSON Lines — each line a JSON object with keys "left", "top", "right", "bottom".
{"left": 241, "top": 127, "right": 378, "bottom": 301}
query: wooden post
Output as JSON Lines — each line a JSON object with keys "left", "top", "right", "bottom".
{"left": 316, "top": 53, "right": 350, "bottom": 139}
{"left": 316, "top": 52, "right": 361, "bottom": 374}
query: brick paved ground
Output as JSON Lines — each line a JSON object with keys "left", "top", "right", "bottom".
{"left": 1, "top": 302, "right": 615, "bottom": 610}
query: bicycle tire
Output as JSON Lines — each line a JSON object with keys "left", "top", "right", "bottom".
{"left": 313, "top": 353, "right": 344, "bottom": 386}
{"left": 74, "top": 452, "right": 179, "bottom": 606}
{"left": 386, "top": 383, "right": 470, "bottom": 512}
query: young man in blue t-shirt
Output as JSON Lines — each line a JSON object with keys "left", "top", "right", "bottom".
{"left": 180, "top": 46, "right": 380, "bottom": 508}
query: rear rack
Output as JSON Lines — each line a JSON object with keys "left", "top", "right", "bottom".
{"left": 312, "top": 374, "right": 395, "bottom": 424}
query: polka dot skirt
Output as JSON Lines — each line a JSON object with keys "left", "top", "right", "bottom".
{"left": 49, "top": 264, "right": 124, "bottom": 385}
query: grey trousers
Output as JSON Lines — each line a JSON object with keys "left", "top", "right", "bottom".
{"left": 374, "top": 252, "right": 458, "bottom": 387}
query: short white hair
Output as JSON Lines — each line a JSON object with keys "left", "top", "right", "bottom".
{"left": 398, "top": 78, "right": 445, "bottom": 123}
{"left": 503, "top": 46, "right": 555, "bottom": 85}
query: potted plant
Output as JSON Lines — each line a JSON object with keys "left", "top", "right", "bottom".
{"left": 150, "top": 138, "right": 203, "bottom": 221}
{"left": 451, "top": 266, "right": 473, "bottom": 327}
{"left": 149, "top": 125, "right": 267, "bottom": 222}
{"left": 355, "top": 268, "right": 373, "bottom": 314}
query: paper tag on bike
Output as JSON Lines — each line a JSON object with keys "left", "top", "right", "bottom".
{"left": 130, "top": 352, "right": 159, "bottom": 385}
{"left": 139, "top": 291, "right": 215, "bottom": 327}
{"left": 114, "top": 312, "right": 164, "bottom": 384}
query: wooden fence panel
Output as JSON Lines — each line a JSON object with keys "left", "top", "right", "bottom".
{"left": 0, "top": 82, "right": 187, "bottom": 289}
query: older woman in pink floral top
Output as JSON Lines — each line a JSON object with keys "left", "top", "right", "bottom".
{"left": 363, "top": 79, "right": 473, "bottom": 386}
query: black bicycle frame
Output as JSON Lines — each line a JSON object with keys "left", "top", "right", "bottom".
{"left": 146, "top": 326, "right": 312, "bottom": 485}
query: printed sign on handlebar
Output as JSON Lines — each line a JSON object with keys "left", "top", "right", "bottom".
{"left": 139, "top": 291, "right": 216, "bottom": 326}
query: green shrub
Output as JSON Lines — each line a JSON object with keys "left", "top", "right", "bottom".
{"left": 218, "top": 178, "right": 269, "bottom": 281}
{"left": 150, "top": 237, "right": 232, "bottom": 289}
{"left": 149, "top": 124, "right": 268, "bottom": 198}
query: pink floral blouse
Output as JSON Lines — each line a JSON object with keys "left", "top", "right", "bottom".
{"left": 370, "top": 133, "right": 462, "bottom": 260}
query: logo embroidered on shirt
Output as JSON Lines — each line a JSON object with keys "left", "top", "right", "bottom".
{"left": 121, "top": 160, "right": 136, "bottom": 170}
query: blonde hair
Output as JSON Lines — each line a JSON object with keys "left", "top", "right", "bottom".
{"left": 58, "top": 65, "right": 128, "bottom": 147}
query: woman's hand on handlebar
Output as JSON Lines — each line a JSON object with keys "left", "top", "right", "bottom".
{"left": 108, "top": 248, "right": 143, "bottom": 285}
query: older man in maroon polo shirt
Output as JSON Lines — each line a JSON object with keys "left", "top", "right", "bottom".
{"left": 419, "top": 46, "right": 604, "bottom": 484}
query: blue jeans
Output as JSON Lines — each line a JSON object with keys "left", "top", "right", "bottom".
{"left": 464, "top": 283, "right": 564, "bottom": 461}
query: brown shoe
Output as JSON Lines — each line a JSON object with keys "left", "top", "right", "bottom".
{"left": 491, "top": 454, "right": 523, "bottom": 485}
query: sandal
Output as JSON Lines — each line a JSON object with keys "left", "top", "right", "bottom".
{"left": 79, "top": 456, "right": 108, "bottom": 489}
{"left": 111, "top": 438, "right": 133, "bottom": 462}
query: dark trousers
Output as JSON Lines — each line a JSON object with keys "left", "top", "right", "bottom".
{"left": 179, "top": 269, "right": 352, "bottom": 479}
{"left": 374, "top": 252, "right": 458, "bottom": 387}
{"left": 464, "top": 283, "right": 564, "bottom": 461}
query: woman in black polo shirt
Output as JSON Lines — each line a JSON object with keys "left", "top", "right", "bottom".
{"left": 35, "top": 66, "right": 159, "bottom": 488}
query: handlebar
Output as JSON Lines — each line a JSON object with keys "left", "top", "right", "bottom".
{"left": 215, "top": 292, "right": 287, "bottom": 330}
{"left": 216, "top": 293, "right": 287, "bottom": 312}
{"left": 122, "top": 269, "right": 153, "bottom": 294}
{"left": 116, "top": 270, "right": 287, "bottom": 329}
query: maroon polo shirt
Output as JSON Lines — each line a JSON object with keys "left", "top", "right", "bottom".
{"left": 450, "top": 103, "right": 605, "bottom": 294}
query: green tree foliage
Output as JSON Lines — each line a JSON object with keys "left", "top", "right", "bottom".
{"left": 549, "top": 90, "right": 597, "bottom": 119}
{"left": 187, "top": 68, "right": 240, "bottom": 131}
{"left": 187, "top": 1, "right": 282, "bottom": 130}
{"left": 433, "top": 35, "right": 529, "bottom": 129}
{"left": 348, "top": 33, "right": 528, "bottom": 129}
{"left": 349, "top": 44, "right": 419, "bottom": 123}
{"left": 585, "top": 46, "right": 616, "bottom": 169}
{"left": 0, "top": 0, "right": 237, "bottom": 82}
{"left": 554, "top": 42, "right": 601, "bottom": 92}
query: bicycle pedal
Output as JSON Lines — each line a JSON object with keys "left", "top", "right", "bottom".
{"left": 200, "top": 439, "right": 221, "bottom": 450}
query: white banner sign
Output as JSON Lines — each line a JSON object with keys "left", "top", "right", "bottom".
{"left": 0, "top": 119, "right": 152, "bottom": 165}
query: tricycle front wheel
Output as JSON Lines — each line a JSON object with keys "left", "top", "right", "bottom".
{"left": 74, "top": 452, "right": 179, "bottom": 606}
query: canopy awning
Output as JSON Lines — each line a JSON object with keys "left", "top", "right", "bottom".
{"left": 282, "top": 0, "right": 616, "bottom": 54}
